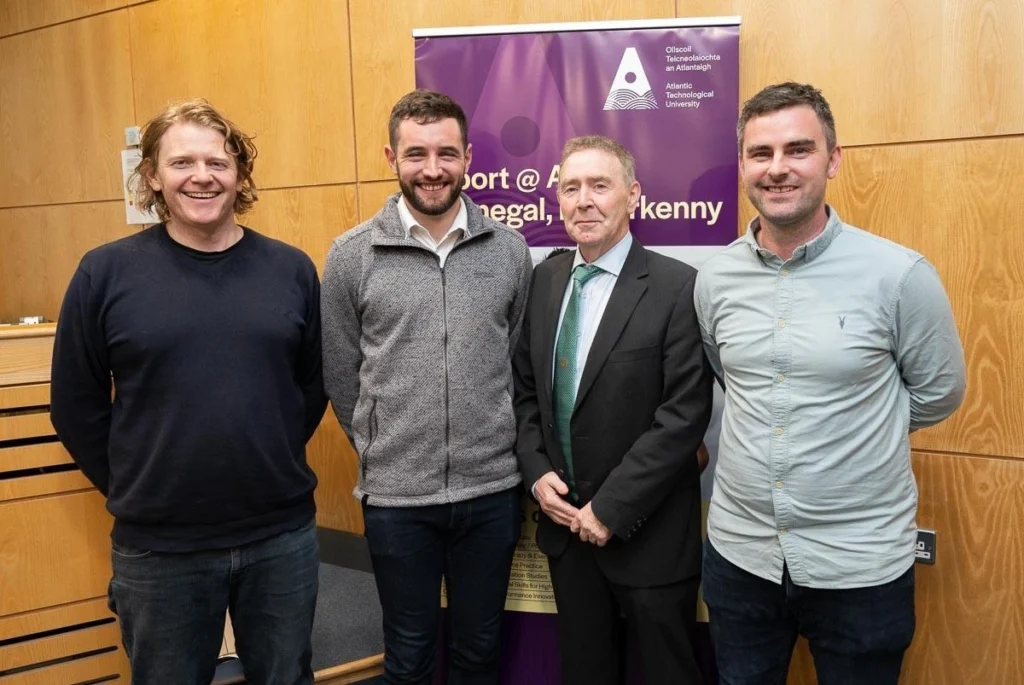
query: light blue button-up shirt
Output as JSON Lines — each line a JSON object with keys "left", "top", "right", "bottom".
{"left": 695, "top": 208, "right": 966, "bottom": 589}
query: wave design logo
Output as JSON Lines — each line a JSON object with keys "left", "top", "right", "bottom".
{"left": 603, "top": 47, "right": 657, "bottom": 111}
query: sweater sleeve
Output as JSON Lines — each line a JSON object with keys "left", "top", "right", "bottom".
{"left": 508, "top": 240, "right": 533, "bottom": 353}
{"left": 321, "top": 239, "right": 363, "bottom": 440}
{"left": 298, "top": 261, "right": 328, "bottom": 442}
{"left": 49, "top": 265, "right": 113, "bottom": 496}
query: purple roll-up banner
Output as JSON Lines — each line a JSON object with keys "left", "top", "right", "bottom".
{"left": 415, "top": 17, "right": 739, "bottom": 684}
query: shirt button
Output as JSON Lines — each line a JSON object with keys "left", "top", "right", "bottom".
{"left": 776, "top": 373, "right": 785, "bottom": 382}
{"left": 778, "top": 319, "right": 786, "bottom": 328}
{"left": 780, "top": 268, "right": 789, "bottom": 276}
{"left": 775, "top": 480, "right": 784, "bottom": 488}
{"left": 774, "top": 427, "right": 784, "bottom": 436}
{"left": 779, "top": 528, "right": 788, "bottom": 535}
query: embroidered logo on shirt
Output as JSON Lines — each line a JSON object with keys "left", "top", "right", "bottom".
{"left": 838, "top": 315, "right": 847, "bottom": 330}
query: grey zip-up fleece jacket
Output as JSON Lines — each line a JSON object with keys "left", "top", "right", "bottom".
{"left": 322, "top": 193, "right": 533, "bottom": 507}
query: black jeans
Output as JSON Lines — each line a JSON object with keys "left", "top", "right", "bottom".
{"left": 107, "top": 518, "right": 319, "bottom": 685}
{"left": 703, "top": 541, "right": 915, "bottom": 685}
{"left": 363, "top": 487, "right": 521, "bottom": 685}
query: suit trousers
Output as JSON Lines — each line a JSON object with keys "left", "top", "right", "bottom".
{"left": 547, "top": 534, "right": 702, "bottom": 685}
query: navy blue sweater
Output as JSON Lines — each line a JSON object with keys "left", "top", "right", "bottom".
{"left": 50, "top": 224, "right": 327, "bottom": 552}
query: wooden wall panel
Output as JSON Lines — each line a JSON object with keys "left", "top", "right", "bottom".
{"left": 245, "top": 184, "right": 360, "bottom": 272}
{"left": 2, "top": 650, "right": 127, "bottom": 685}
{"left": 248, "top": 184, "right": 361, "bottom": 532}
{"left": 0, "top": 413, "right": 55, "bottom": 442}
{"left": 829, "top": 137, "right": 1024, "bottom": 460}
{"left": 0, "top": 597, "right": 112, "bottom": 641}
{"left": 0, "top": 0, "right": 147, "bottom": 38}
{"left": 0, "top": 442, "right": 72, "bottom": 472}
{"left": 0, "top": 11, "right": 134, "bottom": 207}
{"left": 0, "top": 621, "right": 121, "bottom": 672}
{"left": 129, "top": 0, "right": 356, "bottom": 190}
{"left": 0, "top": 327, "right": 56, "bottom": 386}
{"left": 0, "top": 202, "right": 134, "bottom": 322}
{"left": 356, "top": 180, "right": 399, "bottom": 223}
{"left": 907, "top": 450, "right": 1024, "bottom": 684}
{"left": 679, "top": 0, "right": 1024, "bottom": 147}
{"left": 787, "top": 451, "right": 1024, "bottom": 684}
{"left": 0, "top": 383, "right": 49, "bottom": 411}
{"left": 309, "top": 414, "right": 363, "bottom": 534}
{"left": 0, "top": 490, "right": 111, "bottom": 616}
{"left": 349, "top": 0, "right": 675, "bottom": 182}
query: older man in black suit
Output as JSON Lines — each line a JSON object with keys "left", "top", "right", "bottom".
{"left": 513, "top": 135, "right": 714, "bottom": 685}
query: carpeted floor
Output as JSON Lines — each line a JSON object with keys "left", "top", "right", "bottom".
{"left": 213, "top": 561, "right": 384, "bottom": 683}
{"left": 311, "top": 563, "right": 384, "bottom": 671}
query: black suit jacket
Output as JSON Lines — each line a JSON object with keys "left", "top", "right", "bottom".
{"left": 513, "top": 239, "right": 713, "bottom": 587}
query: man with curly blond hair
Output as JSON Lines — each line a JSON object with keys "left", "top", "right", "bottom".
{"left": 50, "top": 99, "right": 327, "bottom": 685}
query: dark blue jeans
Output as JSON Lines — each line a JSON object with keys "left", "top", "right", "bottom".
{"left": 362, "top": 487, "right": 521, "bottom": 685}
{"left": 107, "top": 518, "right": 319, "bottom": 685}
{"left": 703, "top": 541, "right": 915, "bottom": 685}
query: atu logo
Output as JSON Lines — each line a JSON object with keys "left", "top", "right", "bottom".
{"left": 603, "top": 47, "right": 657, "bottom": 111}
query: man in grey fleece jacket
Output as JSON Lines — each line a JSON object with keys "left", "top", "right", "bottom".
{"left": 321, "top": 90, "right": 532, "bottom": 685}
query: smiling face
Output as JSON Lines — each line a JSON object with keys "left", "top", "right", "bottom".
{"left": 385, "top": 117, "right": 471, "bottom": 224}
{"left": 147, "top": 123, "right": 240, "bottom": 235}
{"left": 740, "top": 104, "right": 841, "bottom": 234}
{"left": 557, "top": 147, "right": 641, "bottom": 262}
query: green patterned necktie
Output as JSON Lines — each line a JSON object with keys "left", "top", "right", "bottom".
{"left": 553, "top": 263, "right": 604, "bottom": 501}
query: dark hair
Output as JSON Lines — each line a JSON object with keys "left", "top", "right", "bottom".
{"left": 388, "top": 89, "right": 468, "bottom": 151}
{"left": 130, "top": 99, "right": 258, "bottom": 220}
{"left": 738, "top": 82, "right": 837, "bottom": 152}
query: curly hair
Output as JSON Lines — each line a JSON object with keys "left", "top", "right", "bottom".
{"left": 129, "top": 99, "right": 258, "bottom": 221}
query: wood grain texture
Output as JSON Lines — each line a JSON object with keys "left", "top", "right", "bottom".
{"left": 0, "top": 413, "right": 55, "bottom": 442}
{"left": 0, "top": 442, "right": 72, "bottom": 473}
{"left": 0, "top": 597, "right": 112, "bottom": 641}
{"left": 678, "top": 0, "right": 1024, "bottom": 146}
{"left": 129, "top": 0, "right": 356, "bottom": 189}
{"left": 787, "top": 451, "right": 1024, "bottom": 684}
{"left": 0, "top": 621, "right": 121, "bottom": 672}
{"left": 0, "top": 0, "right": 147, "bottom": 37}
{"left": 905, "top": 451, "right": 1024, "bottom": 684}
{"left": 0, "top": 324, "right": 57, "bottom": 341}
{"left": 0, "top": 490, "right": 112, "bottom": 617}
{"left": 828, "top": 137, "right": 1024, "bottom": 460}
{"left": 356, "top": 181, "right": 400, "bottom": 223}
{"left": 0, "top": 471, "right": 94, "bottom": 503}
{"left": 0, "top": 336, "right": 54, "bottom": 387}
{"left": 245, "top": 184, "right": 360, "bottom": 272}
{"left": 1, "top": 649, "right": 127, "bottom": 685}
{"left": 309, "top": 413, "right": 363, "bottom": 535}
{"left": 0, "top": 384, "right": 49, "bottom": 411}
{"left": 349, "top": 0, "right": 675, "bottom": 181}
{"left": 0, "top": 201, "right": 135, "bottom": 323}
{"left": 0, "top": 11, "right": 134, "bottom": 207}
{"left": 315, "top": 654, "right": 385, "bottom": 684}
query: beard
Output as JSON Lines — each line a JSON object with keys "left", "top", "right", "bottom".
{"left": 747, "top": 184, "right": 824, "bottom": 230}
{"left": 399, "top": 176, "right": 462, "bottom": 217}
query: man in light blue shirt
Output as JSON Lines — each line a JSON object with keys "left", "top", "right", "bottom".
{"left": 695, "top": 82, "right": 966, "bottom": 685}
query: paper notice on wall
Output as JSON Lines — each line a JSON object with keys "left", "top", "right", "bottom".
{"left": 122, "top": 149, "right": 159, "bottom": 225}
{"left": 502, "top": 499, "right": 557, "bottom": 613}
